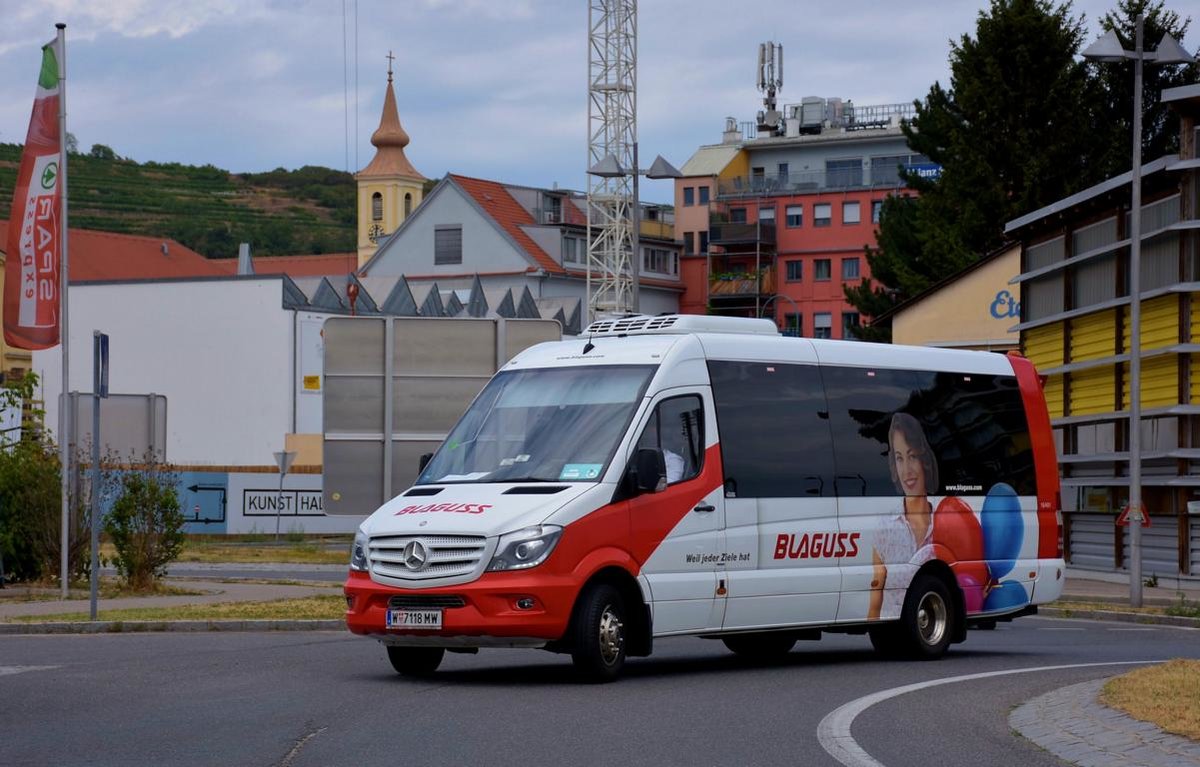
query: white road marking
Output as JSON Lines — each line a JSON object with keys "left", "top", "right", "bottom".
{"left": 1037, "top": 627, "right": 1085, "bottom": 631}
{"left": 1108, "top": 627, "right": 1156, "bottom": 631}
{"left": 816, "top": 660, "right": 1161, "bottom": 767}
{"left": 0, "top": 665, "right": 59, "bottom": 677}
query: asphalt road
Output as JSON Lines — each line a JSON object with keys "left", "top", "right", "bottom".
{"left": 1, "top": 617, "right": 1196, "bottom": 767}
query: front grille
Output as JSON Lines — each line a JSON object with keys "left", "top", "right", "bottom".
{"left": 387, "top": 595, "right": 466, "bottom": 610}
{"left": 369, "top": 534, "right": 488, "bottom": 581}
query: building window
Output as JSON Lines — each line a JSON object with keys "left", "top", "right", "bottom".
{"left": 731, "top": 208, "right": 747, "bottom": 224}
{"left": 643, "top": 247, "right": 678, "bottom": 276}
{"left": 783, "top": 313, "right": 801, "bottom": 337}
{"left": 563, "top": 236, "right": 584, "bottom": 264}
{"left": 698, "top": 186, "right": 710, "bottom": 204}
{"left": 786, "top": 260, "right": 802, "bottom": 282}
{"left": 842, "top": 312, "right": 860, "bottom": 339}
{"left": 843, "top": 201, "right": 861, "bottom": 225}
{"left": 684, "top": 231, "right": 695, "bottom": 255}
{"left": 751, "top": 166, "right": 765, "bottom": 190}
{"left": 372, "top": 192, "right": 383, "bottom": 221}
{"left": 786, "top": 205, "right": 803, "bottom": 228}
{"left": 871, "top": 200, "right": 883, "bottom": 224}
{"left": 699, "top": 231, "right": 708, "bottom": 254}
{"left": 814, "top": 312, "right": 832, "bottom": 339}
{"left": 842, "top": 257, "right": 860, "bottom": 280}
{"left": 815, "top": 259, "right": 831, "bottom": 281}
{"left": 814, "top": 203, "right": 832, "bottom": 227}
{"left": 826, "top": 158, "right": 863, "bottom": 187}
{"left": 759, "top": 206, "right": 775, "bottom": 222}
{"left": 404, "top": 193, "right": 413, "bottom": 217}
{"left": 777, "top": 162, "right": 789, "bottom": 181}
{"left": 434, "top": 225, "right": 462, "bottom": 265}
{"left": 683, "top": 187, "right": 695, "bottom": 206}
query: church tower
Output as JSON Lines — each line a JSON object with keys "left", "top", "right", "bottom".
{"left": 357, "top": 53, "right": 426, "bottom": 267}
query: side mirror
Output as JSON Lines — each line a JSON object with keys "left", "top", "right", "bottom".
{"left": 634, "top": 448, "right": 668, "bottom": 493}
{"left": 418, "top": 453, "right": 433, "bottom": 473}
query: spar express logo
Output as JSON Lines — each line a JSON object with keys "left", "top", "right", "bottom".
{"left": 773, "top": 532, "right": 860, "bottom": 560}
{"left": 40, "top": 162, "right": 58, "bottom": 189}
{"left": 394, "top": 502, "right": 492, "bottom": 516}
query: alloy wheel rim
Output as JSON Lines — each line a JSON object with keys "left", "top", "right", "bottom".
{"left": 598, "top": 605, "right": 624, "bottom": 665}
{"left": 916, "top": 591, "right": 947, "bottom": 646}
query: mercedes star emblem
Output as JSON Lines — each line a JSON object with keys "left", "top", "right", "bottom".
{"left": 402, "top": 540, "right": 429, "bottom": 571}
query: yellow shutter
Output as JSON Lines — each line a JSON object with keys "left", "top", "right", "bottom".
{"left": 1070, "top": 366, "right": 1116, "bottom": 415}
{"left": 1070, "top": 309, "right": 1117, "bottom": 361}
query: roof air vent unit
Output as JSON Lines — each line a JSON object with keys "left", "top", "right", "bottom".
{"left": 582, "top": 314, "right": 778, "bottom": 337}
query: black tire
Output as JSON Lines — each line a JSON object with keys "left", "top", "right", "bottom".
{"left": 386, "top": 646, "right": 444, "bottom": 677}
{"left": 867, "top": 624, "right": 903, "bottom": 658}
{"left": 570, "top": 584, "right": 627, "bottom": 683}
{"left": 722, "top": 633, "right": 797, "bottom": 659}
{"left": 894, "top": 573, "right": 955, "bottom": 660}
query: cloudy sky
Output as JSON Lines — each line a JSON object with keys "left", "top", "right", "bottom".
{"left": 0, "top": 0, "right": 1182, "bottom": 203}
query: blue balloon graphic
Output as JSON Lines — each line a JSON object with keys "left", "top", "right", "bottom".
{"left": 981, "top": 482, "right": 1023, "bottom": 580}
{"left": 983, "top": 580, "right": 1029, "bottom": 611}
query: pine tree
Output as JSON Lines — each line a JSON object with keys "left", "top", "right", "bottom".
{"left": 1093, "top": 1, "right": 1198, "bottom": 177}
{"left": 846, "top": 0, "right": 1106, "bottom": 339}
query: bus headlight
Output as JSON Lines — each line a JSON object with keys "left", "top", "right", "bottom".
{"left": 487, "top": 525, "right": 563, "bottom": 571}
{"left": 350, "top": 528, "right": 369, "bottom": 572}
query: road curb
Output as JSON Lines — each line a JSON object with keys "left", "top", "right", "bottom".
{"left": 0, "top": 619, "right": 347, "bottom": 635}
{"left": 1041, "top": 606, "right": 1200, "bottom": 629}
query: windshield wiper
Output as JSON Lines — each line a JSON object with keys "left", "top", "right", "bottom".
{"left": 497, "top": 476, "right": 566, "bottom": 483}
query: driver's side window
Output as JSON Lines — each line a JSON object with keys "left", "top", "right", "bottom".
{"left": 635, "top": 395, "right": 704, "bottom": 484}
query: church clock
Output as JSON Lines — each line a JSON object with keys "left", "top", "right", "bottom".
{"left": 367, "top": 223, "right": 385, "bottom": 244}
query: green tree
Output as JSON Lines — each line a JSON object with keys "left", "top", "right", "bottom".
{"left": 846, "top": 0, "right": 1106, "bottom": 338}
{"left": 104, "top": 456, "right": 185, "bottom": 591}
{"left": 1093, "top": 1, "right": 1198, "bottom": 177}
{"left": 88, "top": 143, "right": 117, "bottom": 160}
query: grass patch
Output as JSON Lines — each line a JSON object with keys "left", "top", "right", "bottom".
{"left": 1048, "top": 600, "right": 1171, "bottom": 615}
{"left": 4, "top": 595, "right": 346, "bottom": 623}
{"left": 1165, "top": 595, "right": 1200, "bottom": 619}
{"left": 1102, "top": 660, "right": 1200, "bottom": 741}
{"left": 100, "top": 539, "right": 349, "bottom": 565}
{"left": 1, "top": 578, "right": 203, "bottom": 602}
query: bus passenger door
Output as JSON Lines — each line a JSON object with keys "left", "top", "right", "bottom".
{"left": 631, "top": 390, "right": 726, "bottom": 635}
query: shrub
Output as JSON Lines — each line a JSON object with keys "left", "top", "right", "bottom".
{"left": 105, "top": 458, "right": 185, "bottom": 591}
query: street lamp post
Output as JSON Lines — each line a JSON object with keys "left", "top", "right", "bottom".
{"left": 588, "top": 148, "right": 682, "bottom": 315}
{"left": 1082, "top": 16, "right": 1194, "bottom": 607}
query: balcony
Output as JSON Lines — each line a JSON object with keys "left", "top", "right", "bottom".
{"left": 716, "top": 168, "right": 907, "bottom": 198}
{"left": 709, "top": 220, "right": 775, "bottom": 247}
{"left": 708, "top": 269, "right": 776, "bottom": 300}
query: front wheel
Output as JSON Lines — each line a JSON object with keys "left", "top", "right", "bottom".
{"left": 570, "top": 584, "right": 627, "bottom": 683}
{"left": 386, "top": 646, "right": 444, "bottom": 677}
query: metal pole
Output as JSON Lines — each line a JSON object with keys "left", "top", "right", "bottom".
{"left": 1127, "top": 15, "right": 1145, "bottom": 607}
{"left": 631, "top": 141, "right": 640, "bottom": 314}
{"left": 275, "top": 468, "right": 284, "bottom": 542}
{"left": 89, "top": 332, "right": 100, "bottom": 620}
{"left": 56, "top": 22, "right": 71, "bottom": 599}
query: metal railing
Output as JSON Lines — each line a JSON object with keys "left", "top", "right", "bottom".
{"left": 709, "top": 221, "right": 776, "bottom": 246}
{"left": 717, "top": 169, "right": 908, "bottom": 198}
{"left": 708, "top": 270, "right": 776, "bottom": 297}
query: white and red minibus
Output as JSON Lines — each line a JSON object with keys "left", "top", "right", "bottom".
{"left": 344, "top": 315, "right": 1064, "bottom": 681}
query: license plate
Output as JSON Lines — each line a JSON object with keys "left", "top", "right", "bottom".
{"left": 386, "top": 609, "right": 442, "bottom": 630}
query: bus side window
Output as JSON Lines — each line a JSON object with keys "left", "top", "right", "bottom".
{"left": 636, "top": 395, "right": 704, "bottom": 484}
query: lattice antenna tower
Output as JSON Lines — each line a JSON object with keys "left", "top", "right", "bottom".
{"left": 586, "top": 0, "right": 637, "bottom": 321}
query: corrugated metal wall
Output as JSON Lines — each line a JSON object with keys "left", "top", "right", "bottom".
{"left": 1071, "top": 310, "right": 1116, "bottom": 361}
{"left": 1121, "top": 518, "right": 1180, "bottom": 577}
{"left": 1068, "top": 513, "right": 1116, "bottom": 570}
{"left": 1027, "top": 276, "right": 1064, "bottom": 321}
{"left": 1073, "top": 255, "right": 1117, "bottom": 308}
{"left": 1122, "top": 356, "right": 1180, "bottom": 409}
{"left": 1073, "top": 218, "right": 1117, "bottom": 256}
{"left": 1191, "top": 517, "right": 1200, "bottom": 576}
{"left": 1028, "top": 236, "right": 1065, "bottom": 269}
{"left": 1070, "top": 367, "right": 1115, "bottom": 415}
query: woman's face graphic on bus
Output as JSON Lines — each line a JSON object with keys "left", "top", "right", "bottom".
{"left": 892, "top": 429, "right": 927, "bottom": 498}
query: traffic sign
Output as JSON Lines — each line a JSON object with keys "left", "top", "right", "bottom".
{"left": 1115, "top": 503, "right": 1150, "bottom": 528}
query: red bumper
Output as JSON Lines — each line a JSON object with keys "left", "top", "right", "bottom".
{"left": 343, "top": 569, "right": 579, "bottom": 641}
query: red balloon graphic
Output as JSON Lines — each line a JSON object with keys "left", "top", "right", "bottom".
{"left": 933, "top": 496, "right": 984, "bottom": 563}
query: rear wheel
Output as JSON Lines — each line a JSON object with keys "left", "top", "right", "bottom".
{"left": 570, "top": 584, "right": 627, "bottom": 683}
{"left": 386, "top": 646, "right": 444, "bottom": 677}
{"left": 896, "top": 573, "right": 955, "bottom": 659}
{"left": 722, "top": 633, "right": 797, "bottom": 659}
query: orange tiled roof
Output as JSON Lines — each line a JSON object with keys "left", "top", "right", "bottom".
{"left": 449, "top": 175, "right": 565, "bottom": 275}
{"left": 247, "top": 253, "right": 359, "bottom": 278}
{"left": 0, "top": 220, "right": 228, "bottom": 281}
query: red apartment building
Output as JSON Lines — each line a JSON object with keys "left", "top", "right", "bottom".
{"left": 675, "top": 104, "right": 934, "bottom": 339}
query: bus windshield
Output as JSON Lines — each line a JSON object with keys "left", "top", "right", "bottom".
{"left": 418, "top": 365, "right": 657, "bottom": 484}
